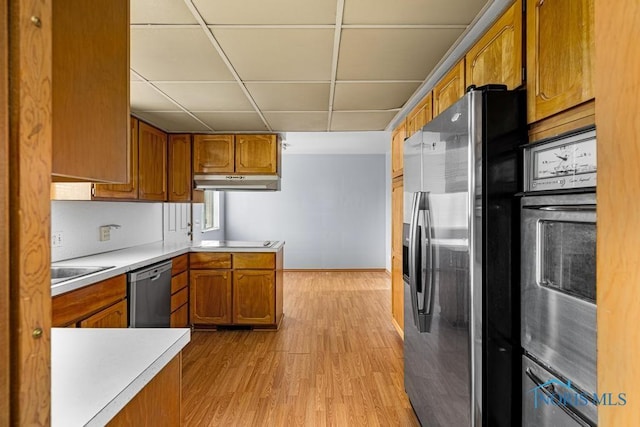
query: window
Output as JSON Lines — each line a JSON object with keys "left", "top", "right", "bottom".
{"left": 202, "top": 191, "right": 220, "bottom": 232}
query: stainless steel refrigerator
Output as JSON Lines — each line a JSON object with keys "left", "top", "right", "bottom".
{"left": 403, "top": 86, "right": 525, "bottom": 427}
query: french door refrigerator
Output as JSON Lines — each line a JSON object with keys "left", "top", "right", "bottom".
{"left": 403, "top": 86, "right": 525, "bottom": 427}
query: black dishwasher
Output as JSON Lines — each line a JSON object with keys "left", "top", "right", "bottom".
{"left": 127, "top": 260, "right": 173, "bottom": 327}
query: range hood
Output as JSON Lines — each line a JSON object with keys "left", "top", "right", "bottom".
{"left": 194, "top": 174, "right": 281, "bottom": 191}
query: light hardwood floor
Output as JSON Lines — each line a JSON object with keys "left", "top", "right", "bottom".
{"left": 182, "top": 271, "right": 419, "bottom": 426}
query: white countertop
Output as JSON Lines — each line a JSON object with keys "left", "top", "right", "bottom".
{"left": 52, "top": 327, "right": 190, "bottom": 427}
{"left": 52, "top": 240, "right": 284, "bottom": 296}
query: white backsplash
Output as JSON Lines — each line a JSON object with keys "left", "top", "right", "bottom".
{"left": 51, "top": 201, "right": 163, "bottom": 262}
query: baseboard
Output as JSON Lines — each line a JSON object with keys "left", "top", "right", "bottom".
{"left": 385, "top": 269, "right": 391, "bottom": 278}
{"left": 391, "top": 317, "right": 404, "bottom": 340}
{"left": 283, "top": 268, "right": 387, "bottom": 272}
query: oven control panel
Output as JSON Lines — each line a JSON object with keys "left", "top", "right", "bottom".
{"left": 524, "top": 127, "right": 596, "bottom": 192}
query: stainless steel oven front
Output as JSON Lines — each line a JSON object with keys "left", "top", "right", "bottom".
{"left": 521, "top": 192, "right": 596, "bottom": 395}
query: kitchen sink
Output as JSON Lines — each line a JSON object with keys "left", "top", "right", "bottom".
{"left": 51, "top": 266, "right": 114, "bottom": 285}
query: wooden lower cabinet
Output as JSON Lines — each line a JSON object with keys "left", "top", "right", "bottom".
{"left": 233, "top": 270, "right": 275, "bottom": 325}
{"left": 190, "top": 270, "right": 232, "bottom": 324}
{"left": 391, "top": 255, "right": 404, "bottom": 335}
{"left": 170, "top": 303, "right": 189, "bottom": 328}
{"left": 79, "top": 299, "right": 128, "bottom": 328}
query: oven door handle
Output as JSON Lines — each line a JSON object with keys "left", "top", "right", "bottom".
{"left": 523, "top": 205, "right": 596, "bottom": 212}
{"left": 525, "top": 368, "right": 596, "bottom": 427}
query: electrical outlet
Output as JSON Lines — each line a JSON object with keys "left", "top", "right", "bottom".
{"left": 99, "top": 226, "right": 111, "bottom": 242}
{"left": 51, "top": 231, "right": 63, "bottom": 247}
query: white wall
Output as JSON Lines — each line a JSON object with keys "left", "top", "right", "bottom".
{"left": 385, "top": 152, "right": 391, "bottom": 272}
{"left": 225, "top": 154, "right": 386, "bottom": 269}
{"left": 51, "top": 201, "right": 162, "bottom": 262}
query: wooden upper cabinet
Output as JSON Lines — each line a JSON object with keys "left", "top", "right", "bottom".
{"left": 391, "top": 122, "right": 406, "bottom": 178}
{"left": 235, "top": 134, "right": 278, "bottom": 174}
{"left": 51, "top": 0, "right": 129, "bottom": 182}
{"left": 168, "top": 134, "right": 192, "bottom": 202}
{"left": 406, "top": 92, "right": 433, "bottom": 138}
{"left": 433, "top": 60, "right": 466, "bottom": 116}
{"left": 94, "top": 117, "right": 139, "bottom": 199}
{"left": 466, "top": 0, "right": 523, "bottom": 90}
{"left": 193, "top": 135, "right": 235, "bottom": 174}
{"left": 526, "top": 0, "right": 594, "bottom": 123}
{"left": 190, "top": 270, "right": 232, "bottom": 324}
{"left": 233, "top": 270, "right": 275, "bottom": 325}
{"left": 138, "top": 122, "right": 167, "bottom": 201}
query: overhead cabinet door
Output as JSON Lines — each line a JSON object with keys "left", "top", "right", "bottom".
{"left": 193, "top": 135, "right": 235, "bottom": 173}
{"left": 235, "top": 134, "right": 278, "bottom": 174}
{"left": 138, "top": 122, "right": 167, "bottom": 201}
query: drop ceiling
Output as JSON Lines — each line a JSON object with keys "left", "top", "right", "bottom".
{"left": 130, "top": 0, "right": 490, "bottom": 133}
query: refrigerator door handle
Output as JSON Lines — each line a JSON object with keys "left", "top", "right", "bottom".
{"left": 409, "top": 191, "right": 433, "bottom": 333}
{"left": 408, "top": 192, "right": 421, "bottom": 330}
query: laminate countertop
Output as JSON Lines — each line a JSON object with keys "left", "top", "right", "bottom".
{"left": 51, "top": 240, "right": 284, "bottom": 296}
{"left": 51, "top": 327, "right": 191, "bottom": 427}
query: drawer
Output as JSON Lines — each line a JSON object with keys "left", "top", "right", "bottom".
{"left": 170, "top": 303, "right": 189, "bottom": 328}
{"left": 171, "top": 287, "right": 188, "bottom": 312}
{"left": 190, "top": 252, "right": 232, "bottom": 269}
{"left": 52, "top": 274, "right": 126, "bottom": 327}
{"left": 79, "top": 299, "right": 128, "bottom": 328}
{"left": 171, "top": 254, "right": 188, "bottom": 276}
{"left": 171, "top": 271, "right": 188, "bottom": 294}
{"left": 233, "top": 253, "right": 275, "bottom": 269}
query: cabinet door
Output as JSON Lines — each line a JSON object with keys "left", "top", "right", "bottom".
{"left": 391, "top": 255, "right": 404, "bottom": 332}
{"left": 193, "top": 135, "right": 234, "bottom": 173}
{"left": 138, "top": 122, "right": 167, "bottom": 201}
{"left": 526, "top": 0, "right": 594, "bottom": 123}
{"left": 391, "top": 122, "right": 406, "bottom": 178}
{"left": 79, "top": 299, "right": 128, "bottom": 328}
{"left": 235, "top": 134, "right": 278, "bottom": 174}
{"left": 466, "top": 0, "right": 523, "bottom": 90}
{"left": 190, "top": 270, "right": 232, "bottom": 324}
{"left": 168, "top": 134, "right": 191, "bottom": 202}
{"left": 233, "top": 270, "right": 275, "bottom": 325}
{"left": 170, "top": 304, "right": 189, "bottom": 328}
{"left": 392, "top": 178, "right": 403, "bottom": 258}
{"left": 433, "top": 60, "right": 466, "bottom": 116}
{"left": 406, "top": 93, "right": 433, "bottom": 138}
{"left": 93, "top": 117, "right": 139, "bottom": 199}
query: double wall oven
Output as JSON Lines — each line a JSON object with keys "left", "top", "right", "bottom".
{"left": 521, "top": 127, "right": 597, "bottom": 426}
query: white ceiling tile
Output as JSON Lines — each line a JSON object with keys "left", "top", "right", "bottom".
{"left": 264, "top": 112, "right": 329, "bottom": 131}
{"left": 343, "top": 0, "right": 489, "bottom": 25}
{"left": 134, "top": 112, "right": 211, "bottom": 132}
{"left": 194, "top": 112, "right": 269, "bottom": 132}
{"left": 337, "top": 28, "right": 464, "bottom": 80}
{"left": 333, "top": 82, "right": 421, "bottom": 110}
{"left": 131, "top": 82, "right": 181, "bottom": 111}
{"left": 192, "top": 0, "right": 337, "bottom": 25}
{"left": 246, "top": 83, "right": 330, "bottom": 111}
{"left": 330, "top": 111, "right": 398, "bottom": 131}
{"left": 131, "top": 0, "right": 197, "bottom": 24}
{"left": 212, "top": 28, "right": 334, "bottom": 81}
{"left": 154, "top": 82, "right": 253, "bottom": 111}
{"left": 130, "top": 71, "right": 142, "bottom": 81}
{"left": 131, "top": 28, "right": 234, "bottom": 81}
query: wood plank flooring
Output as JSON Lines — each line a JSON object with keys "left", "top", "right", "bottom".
{"left": 182, "top": 271, "right": 419, "bottom": 426}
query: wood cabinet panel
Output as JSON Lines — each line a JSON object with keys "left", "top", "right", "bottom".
{"left": 138, "top": 122, "right": 167, "bottom": 201}
{"left": 171, "top": 254, "right": 188, "bottom": 276}
{"left": 171, "top": 271, "right": 188, "bottom": 295}
{"left": 52, "top": 275, "right": 126, "bottom": 327}
{"left": 433, "top": 60, "right": 466, "bottom": 116}
{"left": 94, "top": 117, "right": 139, "bottom": 199}
{"left": 171, "top": 288, "right": 188, "bottom": 313}
{"left": 391, "top": 122, "right": 406, "bottom": 178}
{"left": 193, "top": 135, "right": 234, "bottom": 173}
{"left": 170, "top": 304, "right": 189, "bottom": 328}
{"left": 189, "top": 253, "right": 232, "bottom": 269}
{"left": 406, "top": 93, "right": 433, "bottom": 138}
{"left": 79, "top": 299, "right": 128, "bottom": 328}
{"left": 190, "top": 270, "right": 232, "bottom": 324}
{"left": 233, "top": 253, "right": 275, "bottom": 269}
{"left": 466, "top": 0, "right": 523, "bottom": 90}
{"left": 391, "top": 178, "right": 403, "bottom": 258}
{"left": 235, "top": 134, "right": 278, "bottom": 174}
{"left": 526, "top": 0, "right": 594, "bottom": 123}
{"left": 391, "top": 255, "right": 404, "bottom": 334}
{"left": 391, "top": 177, "right": 404, "bottom": 336}
{"left": 51, "top": 0, "right": 129, "bottom": 183}
{"left": 233, "top": 270, "right": 275, "bottom": 325}
{"left": 108, "top": 354, "right": 182, "bottom": 427}
{"left": 168, "top": 134, "right": 192, "bottom": 202}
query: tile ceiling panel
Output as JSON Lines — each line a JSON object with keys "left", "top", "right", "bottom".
{"left": 194, "top": 112, "right": 269, "bottom": 132}
{"left": 246, "top": 83, "right": 330, "bottom": 111}
{"left": 337, "top": 28, "right": 465, "bottom": 80}
{"left": 134, "top": 112, "right": 211, "bottom": 132}
{"left": 264, "top": 112, "right": 329, "bottom": 132}
{"left": 212, "top": 29, "right": 334, "bottom": 81}
{"left": 154, "top": 82, "right": 253, "bottom": 111}
{"left": 192, "top": 0, "right": 337, "bottom": 25}
{"left": 343, "top": 0, "right": 489, "bottom": 25}
{"left": 330, "top": 111, "right": 398, "bottom": 131}
{"left": 131, "top": 28, "right": 234, "bottom": 81}
{"left": 131, "top": 0, "right": 197, "bottom": 25}
{"left": 130, "top": 82, "right": 181, "bottom": 112}
{"left": 130, "top": 71, "right": 141, "bottom": 81}
{"left": 333, "top": 82, "right": 421, "bottom": 110}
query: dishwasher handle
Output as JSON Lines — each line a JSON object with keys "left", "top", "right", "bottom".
{"left": 128, "top": 260, "right": 173, "bottom": 282}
